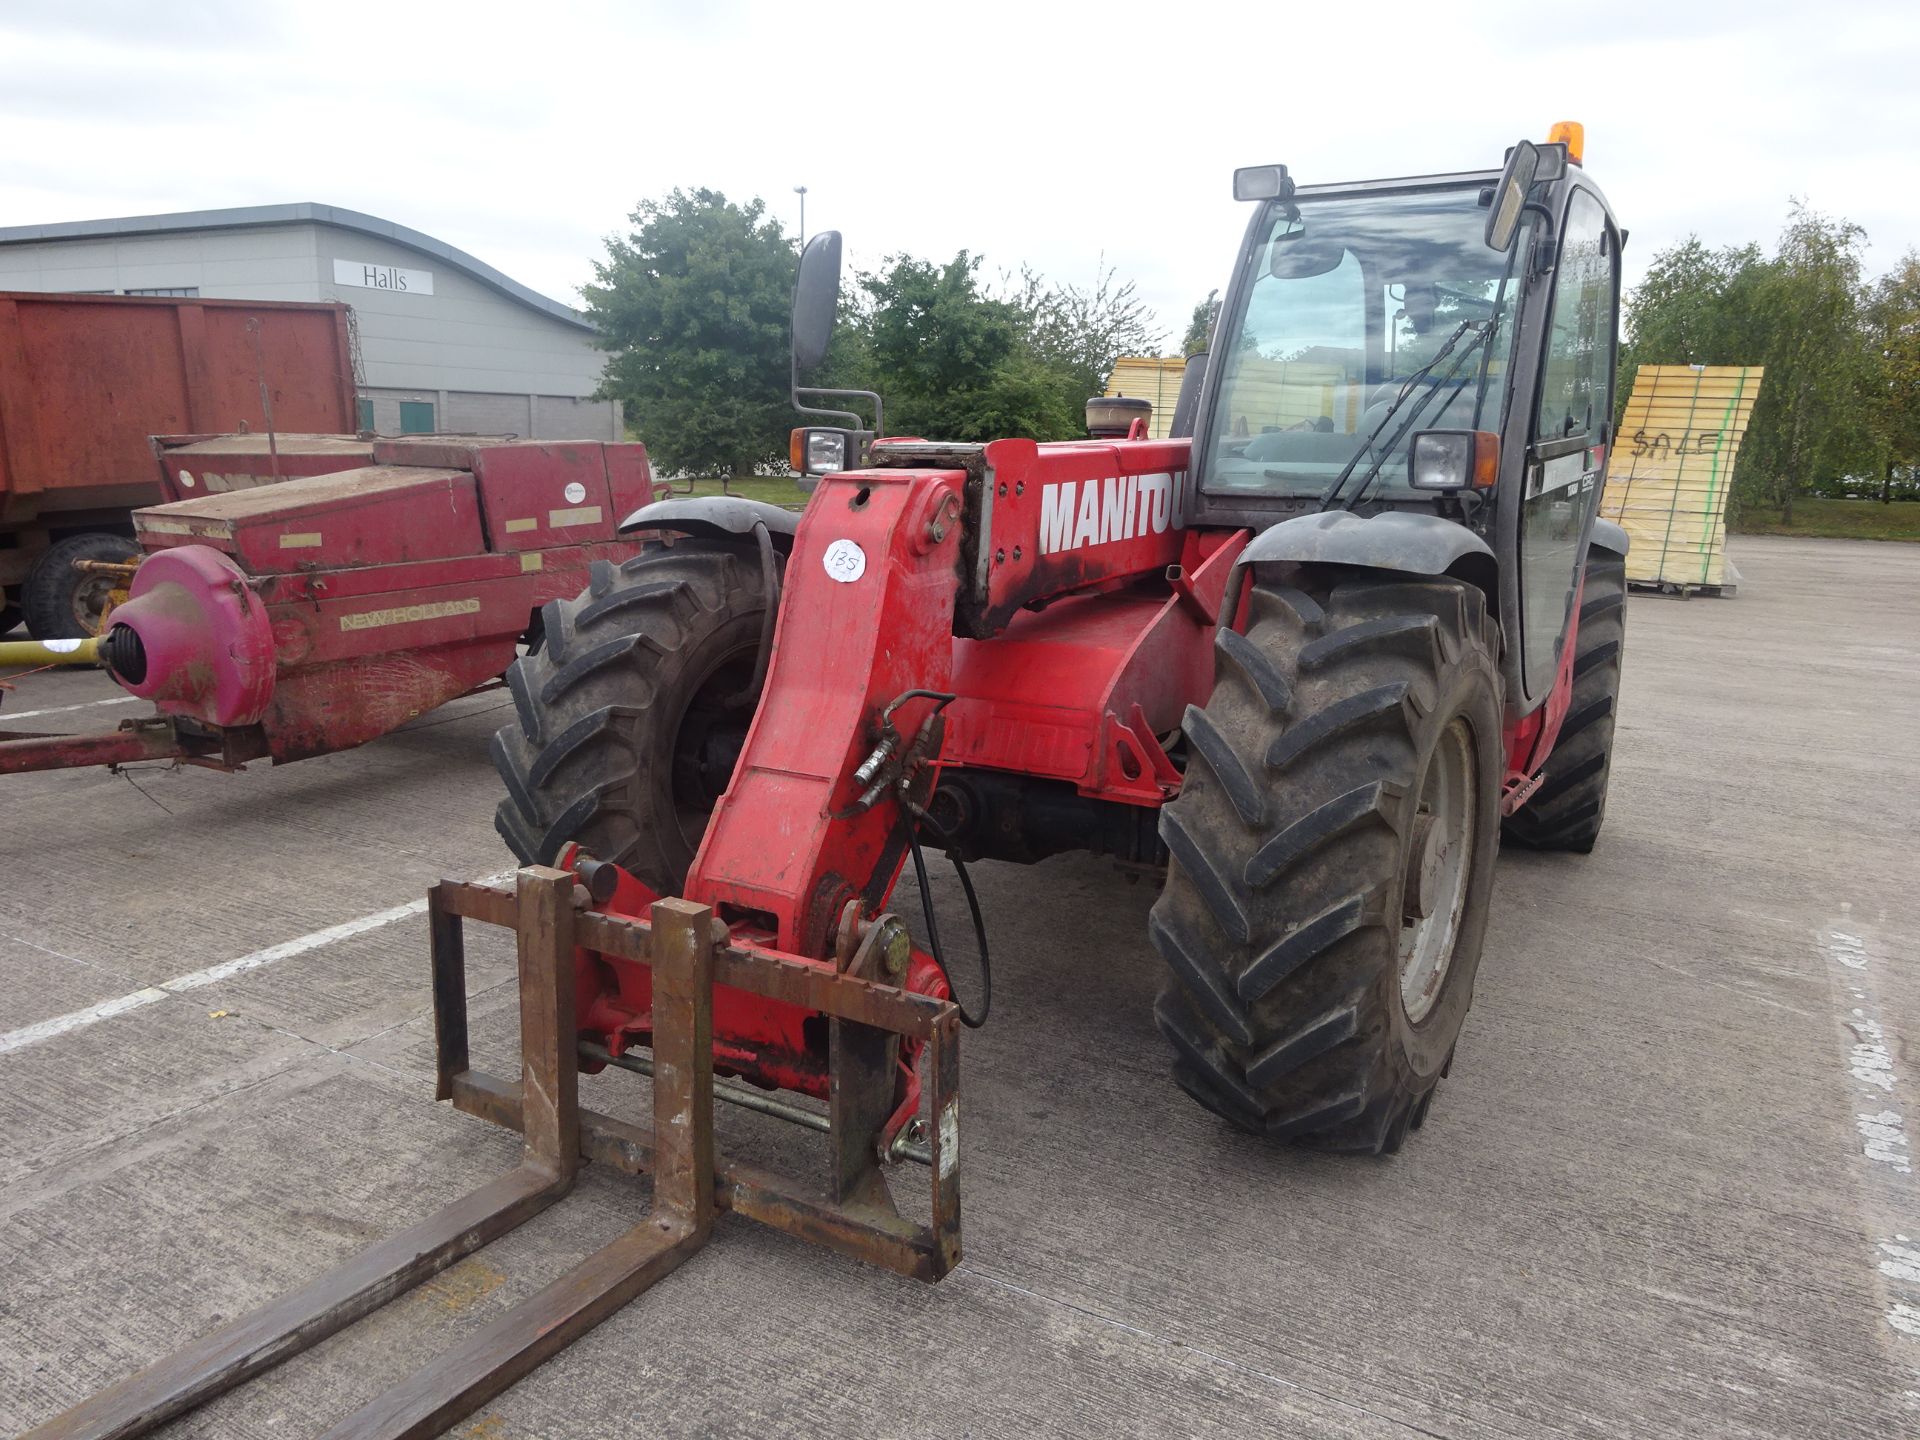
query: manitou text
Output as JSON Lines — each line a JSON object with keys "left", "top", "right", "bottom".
{"left": 1038, "top": 471, "right": 1190, "bottom": 556}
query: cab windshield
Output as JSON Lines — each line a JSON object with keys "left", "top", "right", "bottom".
{"left": 1202, "top": 184, "right": 1522, "bottom": 500}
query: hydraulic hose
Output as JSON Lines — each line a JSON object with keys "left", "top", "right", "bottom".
{"left": 907, "top": 823, "right": 991, "bottom": 1029}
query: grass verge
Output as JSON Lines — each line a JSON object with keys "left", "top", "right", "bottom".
{"left": 1730, "top": 498, "right": 1920, "bottom": 543}
{"left": 662, "top": 476, "right": 811, "bottom": 510}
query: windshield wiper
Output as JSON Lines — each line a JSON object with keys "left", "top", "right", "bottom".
{"left": 1317, "top": 318, "right": 1493, "bottom": 512}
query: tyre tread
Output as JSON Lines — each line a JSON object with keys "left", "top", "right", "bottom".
{"left": 1504, "top": 550, "right": 1625, "bottom": 853}
{"left": 1153, "top": 572, "right": 1503, "bottom": 1153}
{"left": 490, "top": 542, "right": 771, "bottom": 886}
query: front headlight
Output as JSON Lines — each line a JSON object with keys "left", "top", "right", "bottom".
{"left": 806, "top": 430, "right": 848, "bottom": 474}
{"left": 1408, "top": 429, "right": 1500, "bottom": 491}
{"left": 1409, "top": 432, "right": 1474, "bottom": 490}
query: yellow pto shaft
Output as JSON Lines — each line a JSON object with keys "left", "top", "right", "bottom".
{"left": 0, "top": 636, "right": 102, "bottom": 667}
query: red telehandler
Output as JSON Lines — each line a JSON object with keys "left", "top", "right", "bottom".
{"left": 33, "top": 129, "right": 1628, "bottom": 1438}
{"left": 490, "top": 124, "right": 1629, "bottom": 1148}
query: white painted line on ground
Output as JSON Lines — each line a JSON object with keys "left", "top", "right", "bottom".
{"left": 165, "top": 896, "right": 430, "bottom": 994}
{"left": 0, "top": 988, "right": 171, "bottom": 1055}
{"left": 1819, "top": 915, "right": 1920, "bottom": 1379}
{"left": 0, "top": 871, "right": 514, "bottom": 1058}
{"left": 1892, "top": 1301, "right": 1920, "bottom": 1339}
{"left": 1881, "top": 1239, "right": 1920, "bottom": 1286}
{"left": 0, "top": 694, "right": 140, "bottom": 721}
{"left": 1823, "top": 925, "right": 1911, "bottom": 1176}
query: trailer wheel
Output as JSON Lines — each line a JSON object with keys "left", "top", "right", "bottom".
{"left": 23, "top": 533, "right": 141, "bottom": 641}
{"left": 1502, "top": 549, "right": 1626, "bottom": 853}
{"left": 490, "top": 540, "right": 776, "bottom": 892}
{"left": 1151, "top": 574, "right": 1502, "bottom": 1153}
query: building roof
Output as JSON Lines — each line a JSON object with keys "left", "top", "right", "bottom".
{"left": 0, "top": 202, "right": 593, "bottom": 332}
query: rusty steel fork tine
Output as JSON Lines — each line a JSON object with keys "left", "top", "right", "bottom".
{"left": 29, "top": 865, "right": 956, "bottom": 1440}
{"left": 21, "top": 1166, "right": 569, "bottom": 1440}
{"left": 315, "top": 898, "right": 719, "bottom": 1440}
{"left": 318, "top": 1217, "right": 709, "bottom": 1440}
{"left": 22, "top": 869, "right": 585, "bottom": 1440}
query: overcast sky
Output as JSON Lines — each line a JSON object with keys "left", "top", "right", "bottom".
{"left": 5, "top": 0, "right": 1916, "bottom": 345}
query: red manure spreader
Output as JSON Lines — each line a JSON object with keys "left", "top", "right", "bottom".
{"left": 33, "top": 129, "right": 1629, "bottom": 1437}
{"left": 0, "top": 436, "right": 665, "bottom": 774}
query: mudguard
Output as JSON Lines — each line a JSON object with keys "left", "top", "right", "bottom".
{"left": 1589, "top": 517, "right": 1630, "bottom": 557}
{"left": 1236, "top": 508, "right": 1494, "bottom": 575}
{"left": 618, "top": 495, "right": 802, "bottom": 548}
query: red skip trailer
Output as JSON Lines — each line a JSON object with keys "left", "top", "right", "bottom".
{"left": 0, "top": 291, "right": 358, "bottom": 638}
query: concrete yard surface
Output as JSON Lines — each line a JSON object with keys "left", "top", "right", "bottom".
{"left": 1, "top": 534, "right": 1916, "bottom": 1437}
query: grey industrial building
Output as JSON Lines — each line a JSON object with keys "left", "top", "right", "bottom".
{"left": 0, "top": 204, "right": 621, "bottom": 440}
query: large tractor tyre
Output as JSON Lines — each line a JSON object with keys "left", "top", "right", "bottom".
{"left": 23, "top": 533, "right": 141, "bottom": 640}
{"left": 1151, "top": 573, "right": 1504, "bottom": 1154}
{"left": 491, "top": 540, "right": 777, "bottom": 893}
{"left": 1502, "top": 549, "right": 1626, "bottom": 854}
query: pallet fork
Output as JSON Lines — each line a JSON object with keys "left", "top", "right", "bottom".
{"left": 28, "top": 866, "right": 962, "bottom": 1440}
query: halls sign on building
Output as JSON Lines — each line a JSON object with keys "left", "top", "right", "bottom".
{"left": 333, "top": 258, "right": 434, "bottom": 295}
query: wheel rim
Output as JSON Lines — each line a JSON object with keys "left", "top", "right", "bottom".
{"left": 71, "top": 572, "right": 121, "bottom": 636}
{"left": 667, "top": 639, "right": 762, "bottom": 855}
{"left": 1398, "top": 718, "right": 1477, "bottom": 1024}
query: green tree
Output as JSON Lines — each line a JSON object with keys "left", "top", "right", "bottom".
{"left": 1746, "top": 205, "right": 1877, "bottom": 522}
{"left": 1620, "top": 204, "right": 1879, "bottom": 522}
{"left": 583, "top": 189, "right": 794, "bottom": 477}
{"left": 1182, "top": 289, "right": 1220, "bottom": 356}
{"left": 1003, "top": 259, "right": 1163, "bottom": 401}
{"left": 851, "top": 252, "right": 1083, "bottom": 441}
{"left": 1865, "top": 251, "right": 1920, "bottom": 502}
{"left": 1618, "top": 238, "right": 1767, "bottom": 381}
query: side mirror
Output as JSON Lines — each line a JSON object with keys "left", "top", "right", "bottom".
{"left": 1233, "top": 164, "right": 1292, "bottom": 202}
{"left": 1485, "top": 140, "right": 1541, "bottom": 253}
{"left": 791, "top": 231, "right": 843, "bottom": 374}
{"left": 1268, "top": 235, "right": 1348, "bottom": 281}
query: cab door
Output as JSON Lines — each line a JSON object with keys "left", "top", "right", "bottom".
{"left": 1515, "top": 187, "right": 1620, "bottom": 704}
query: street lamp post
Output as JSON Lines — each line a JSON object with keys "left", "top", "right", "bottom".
{"left": 793, "top": 185, "right": 808, "bottom": 248}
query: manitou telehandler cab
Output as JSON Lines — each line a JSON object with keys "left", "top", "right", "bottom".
{"left": 492, "top": 125, "right": 1628, "bottom": 1155}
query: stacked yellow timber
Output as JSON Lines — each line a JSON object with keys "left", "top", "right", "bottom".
{"left": 1105, "top": 356, "right": 1187, "bottom": 439}
{"left": 1105, "top": 354, "right": 1364, "bottom": 440}
{"left": 1600, "top": 364, "right": 1764, "bottom": 590}
{"left": 1214, "top": 356, "right": 1359, "bottom": 436}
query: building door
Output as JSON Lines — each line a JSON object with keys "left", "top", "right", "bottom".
{"left": 399, "top": 400, "right": 436, "bottom": 434}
